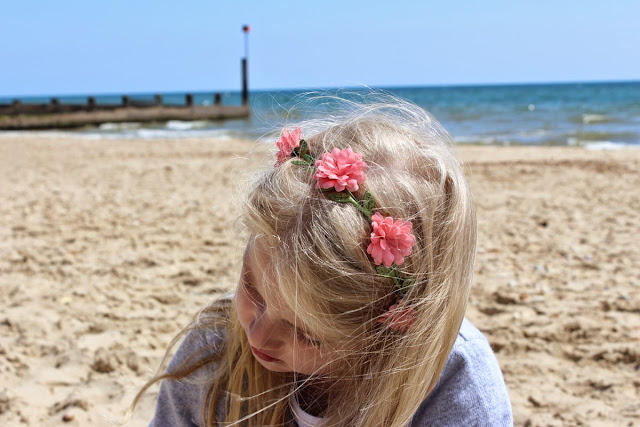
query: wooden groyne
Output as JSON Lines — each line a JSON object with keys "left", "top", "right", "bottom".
{"left": 3, "top": 31, "right": 251, "bottom": 131}
{"left": 0, "top": 93, "right": 250, "bottom": 130}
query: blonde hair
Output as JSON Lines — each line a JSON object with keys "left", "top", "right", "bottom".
{"left": 135, "top": 95, "right": 477, "bottom": 426}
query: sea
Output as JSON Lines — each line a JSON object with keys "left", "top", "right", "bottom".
{"left": 2, "top": 81, "right": 639, "bottom": 149}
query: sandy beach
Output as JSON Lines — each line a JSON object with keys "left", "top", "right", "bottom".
{"left": 1, "top": 134, "right": 638, "bottom": 426}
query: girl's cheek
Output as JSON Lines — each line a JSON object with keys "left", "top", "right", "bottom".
{"left": 236, "top": 289, "right": 254, "bottom": 326}
{"left": 290, "top": 347, "right": 320, "bottom": 373}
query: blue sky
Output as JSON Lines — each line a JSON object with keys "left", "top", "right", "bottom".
{"left": 1, "top": 0, "right": 638, "bottom": 97}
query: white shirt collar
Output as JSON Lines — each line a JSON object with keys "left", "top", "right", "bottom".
{"left": 290, "top": 394, "right": 326, "bottom": 427}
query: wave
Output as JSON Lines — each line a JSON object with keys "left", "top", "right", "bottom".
{"left": 98, "top": 122, "right": 143, "bottom": 131}
{"left": 76, "top": 119, "right": 253, "bottom": 140}
{"left": 454, "top": 135, "right": 505, "bottom": 145}
{"left": 165, "top": 120, "right": 212, "bottom": 130}
{"left": 581, "top": 114, "right": 610, "bottom": 124}
{"left": 83, "top": 127, "right": 238, "bottom": 140}
{"left": 569, "top": 113, "right": 614, "bottom": 124}
{"left": 584, "top": 141, "right": 640, "bottom": 150}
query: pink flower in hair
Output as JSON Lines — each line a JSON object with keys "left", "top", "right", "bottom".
{"left": 313, "top": 148, "right": 368, "bottom": 192}
{"left": 367, "top": 212, "right": 415, "bottom": 267}
{"left": 275, "top": 127, "right": 302, "bottom": 165}
{"left": 379, "top": 299, "right": 416, "bottom": 332}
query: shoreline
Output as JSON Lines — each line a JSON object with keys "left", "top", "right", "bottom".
{"left": 1, "top": 135, "right": 638, "bottom": 426}
{"left": 2, "top": 130, "right": 639, "bottom": 151}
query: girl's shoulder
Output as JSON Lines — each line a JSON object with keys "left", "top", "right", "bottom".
{"left": 150, "top": 295, "right": 232, "bottom": 427}
{"left": 411, "top": 318, "right": 514, "bottom": 426}
{"left": 167, "top": 294, "right": 233, "bottom": 370}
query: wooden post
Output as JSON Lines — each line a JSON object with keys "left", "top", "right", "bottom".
{"left": 214, "top": 93, "right": 222, "bottom": 105}
{"left": 242, "top": 58, "right": 248, "bottom": 105}
{"left": 241, "top": 25, "right": 250, "bottom": 106}
{"left": 88, "top": 97, "right": 96, "bottom": 109}
{"left": 186, "top": 93, "right": 193, "bottom": 106}
{"left": 122, "top": 95, "right": 130, "bottom": 107}
{"left": 50, "top": 98, "right": 60, "bottom": 112}
{"left": 154, "top": 94, "right": 163, "bottom": 105}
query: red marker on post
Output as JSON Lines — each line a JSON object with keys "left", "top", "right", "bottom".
{"left": 242, "top": 25, "right": 250, "bottom": 57}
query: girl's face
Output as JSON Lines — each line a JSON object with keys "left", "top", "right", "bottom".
{"left": 236, "top": 240, "right": 336, "bottom": 375}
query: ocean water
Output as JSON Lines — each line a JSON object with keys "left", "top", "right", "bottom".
{"left": 2, "top": 82, "right": 639, "bottom": 148}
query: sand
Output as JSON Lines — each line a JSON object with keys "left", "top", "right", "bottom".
{"left": 0, "top": 135, "right": 638, "bottom": 426}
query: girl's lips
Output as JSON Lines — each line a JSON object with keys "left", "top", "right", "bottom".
{"left": 251, "top": 346, "right": 280, "bottom": 363}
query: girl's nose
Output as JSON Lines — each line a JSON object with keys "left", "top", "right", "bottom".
{"left": 248, "top": 313, "right": 284, "bottom": 350}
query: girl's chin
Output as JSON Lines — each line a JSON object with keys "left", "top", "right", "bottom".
{"left": 252, "top": 357, "right": 310, "bottom": 374}
{"left": 258, "top": 361, "right": 293, "bottom": 373}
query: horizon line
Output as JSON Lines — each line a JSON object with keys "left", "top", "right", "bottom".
{"left": 2, "top": 78, "right": 638, "bottom": 100}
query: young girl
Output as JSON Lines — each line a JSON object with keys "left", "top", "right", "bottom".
{"left": 137, "top": 97, "right": 513, "bottom": 426}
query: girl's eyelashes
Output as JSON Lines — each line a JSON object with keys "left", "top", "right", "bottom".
{"left": 296, "top": 330, "right": 322, "bottom": 347}
{"left": 240, "top": 269, "right": 321, "bottom": 347}
{"left": 241, "top": 276, "right": 264, "bottom": 305}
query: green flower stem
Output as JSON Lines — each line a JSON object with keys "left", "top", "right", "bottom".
{"left": 347, "top": 190, "right": 372, "bottom": 220}
{"left": 376, "top": 265, "right": 413, "bottom": 295}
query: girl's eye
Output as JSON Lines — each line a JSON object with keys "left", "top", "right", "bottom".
{"left": 242, "top": 278, "right": 264, "bottom": 304}
{"left": 296, "top": 330, "right": 322, "bottom": 348}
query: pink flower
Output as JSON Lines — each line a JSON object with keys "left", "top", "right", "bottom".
{"left": 367, "top": 212, "right": 415, "bottom": 267}
{"left": 275, "top": 127, "right": 302, "bottom": 165}
{"left": 379, "top": 299, "right": 416, "bottom": 332}
{"left": 313, "top": 148, "right": 367, "bottom": 192}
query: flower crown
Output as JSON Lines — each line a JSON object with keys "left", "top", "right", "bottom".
{"left": 275, "top": 127, "right": 417, "bottom": 332}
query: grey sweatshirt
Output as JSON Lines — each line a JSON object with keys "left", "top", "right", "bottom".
{"left": 150, "top": 318, "right": 513, "bottom": 426}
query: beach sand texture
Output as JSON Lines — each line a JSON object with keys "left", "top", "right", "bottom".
{"left": 1, "top": 135, "right": 638, "bottom": 426}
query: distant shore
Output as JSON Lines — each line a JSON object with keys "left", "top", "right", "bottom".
{"left": 1, "top": 134, "right": 638, "bottom": 426}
